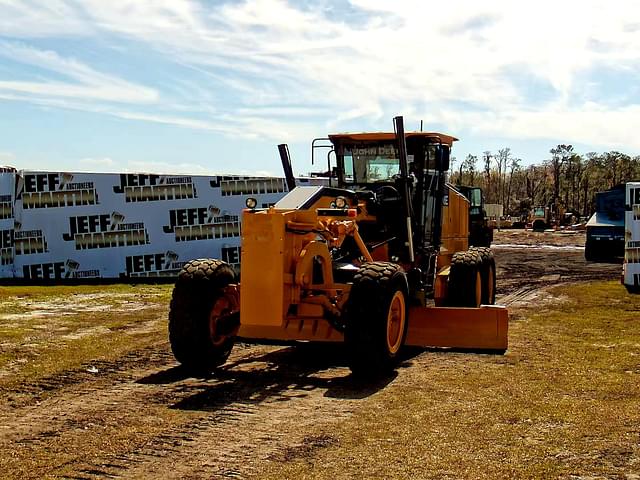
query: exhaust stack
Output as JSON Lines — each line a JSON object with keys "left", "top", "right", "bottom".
{"left": 277, "top": 143, "right": 297, "bottom": 192}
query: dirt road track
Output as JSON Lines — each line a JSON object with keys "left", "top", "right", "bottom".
{"left": 1, "top": 342, "right": 386, "bottom": 479}
{"left": 0, "top": 233, "right": 624, "bottom": 479}
{"left": 489, "top": 228, "right": 619, "bottom": 305}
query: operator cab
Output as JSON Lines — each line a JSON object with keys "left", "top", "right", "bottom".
{"left": 327, "top": 132, "right": 455, "bottom": 189}
{"left": 325, "top": 132, "right": 456, "bottom": 252}
{"left": 459, "top": 187, "right": 483, "bottom": 218}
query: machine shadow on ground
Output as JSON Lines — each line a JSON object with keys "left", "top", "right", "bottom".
{"left": 137, "top": 343, "right": 426, "bottom": 412}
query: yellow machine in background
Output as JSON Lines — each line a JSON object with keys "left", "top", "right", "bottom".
{"left": 529, "top": 206, "right": 551, "bottom": 231}
{"left": 169, "top": 116, "right": 508, "bottom": 376}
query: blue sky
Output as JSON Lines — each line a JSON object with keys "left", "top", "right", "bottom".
{"left": 1, "top": 0, "right": 639, "bottom": 176}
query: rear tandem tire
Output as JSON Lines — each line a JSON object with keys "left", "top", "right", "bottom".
{"left": 345, "top": 262, "right": 409, "bottom": 377}
{"left": 532, "top": 219, "right": 546, "bottom": 232}
{"left": 584, "top": 239, "right": 598, "bottom": 261}
{"left": 169, "top": 259, "right": 238, "bottom": 374}
{"left": 470, "top": 246, "right": 496, "bottom": 305}
{"left": 447, "top": 250, "right": 482, "bottom": 307}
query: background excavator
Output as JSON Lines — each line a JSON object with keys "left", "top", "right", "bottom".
{"left": 168, "top": 116, "right": 508, "bottom": 377}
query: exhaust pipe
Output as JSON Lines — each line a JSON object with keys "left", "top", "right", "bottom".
{"left": 277, "top": 144, "right": 297, "bottom": 192}
{"left": 393, "top": 116, "right": 415, "bottom": 263}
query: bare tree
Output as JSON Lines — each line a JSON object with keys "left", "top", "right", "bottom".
{"left": 548, "top": 145, "right": 573, "bottom": 217}
{"left": 448, "top": 145, "right": 638, "bottom": 218}
{"left": 506, "top": 157, "right": 521, "bottom": 214}
{"left": 496, "top": 148, "right": 511, "bottom": 207}
{"left": 461, "top": 154, "right": 478, "bottom": 185}
{"left": 482, "top": 151, "right": 492, "bottom": 202}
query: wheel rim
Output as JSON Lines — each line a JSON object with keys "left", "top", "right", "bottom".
{"left": 386, "top": 290, "right": 406, "bottom": 354}
{"left": 209, "top": 296, "right": 233, "bottom": 347}
{"left": 474, "top": 271, "right": 482, "bottom": 307}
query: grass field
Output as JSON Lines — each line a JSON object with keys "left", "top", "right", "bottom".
{"left": 262, "top": 281, "right": 640, "bottom": 479}
{"left": 1, "top": 281, "right": 639, "bottom": 478}
{"left": 0, "top": 284, "right": 172, "bottom": 390}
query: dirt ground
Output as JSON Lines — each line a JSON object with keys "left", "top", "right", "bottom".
{"left": 492, "top": 229, "right": 620, "bottom": 300}
{"left": 0, "top": 229, "right": 627, "bottom": 479}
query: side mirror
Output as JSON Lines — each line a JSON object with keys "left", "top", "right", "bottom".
{"left": 436, "top": 146, "right": 450, "bottom": 171}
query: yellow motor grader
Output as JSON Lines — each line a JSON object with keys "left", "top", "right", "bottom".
{"left": 169, "top": 116, "right": 508, "bottom": 376}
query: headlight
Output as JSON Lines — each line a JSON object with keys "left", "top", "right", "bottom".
{"left": 245, "top": 197, "right": 258, "bottom": 209}
{"left": 335, "top": 196, "right": 348, "bottom": 209}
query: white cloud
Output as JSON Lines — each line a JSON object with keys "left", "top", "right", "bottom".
{"left": 78, "top": 157, "right": 115, "bottom": 168}
{"left": 464, "top": 105, "right": 640, "bottom": 151}
{"left": 75, "top": 157, "right": 217, "bottom": 175}
{"left": 0, "top": 0, "right": 639, "bottom": 152}
{"left": 122, "top": 160, "right": 216, "bottom": 176}
{"left": 0, "top": 41, "right": 158, "bottom": 103}
{"left": 0, "top": 0, "right": 90, "bottom": 37}
{"left": 237, "top": 169, "right": 277, "bottom": 177}
{"left": 0, "top": 151, "right": 16, "bottom": 165}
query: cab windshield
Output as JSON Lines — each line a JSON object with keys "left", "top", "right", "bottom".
{"left": 342, "top": 143, "right": 400, "bottom": 183}
{"left": 468, "top": 188, "right": 482, "bottom": 207}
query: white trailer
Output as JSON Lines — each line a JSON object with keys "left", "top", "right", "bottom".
{"left": 623, "top": 182, "right": 640, "bottom": 293}
{"left": 484, "top": 203, "right": 503, "bottom": 219}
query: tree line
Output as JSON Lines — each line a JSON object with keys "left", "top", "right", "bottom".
{"left": 448, "top": 146, "right": 640, "bottom": 218}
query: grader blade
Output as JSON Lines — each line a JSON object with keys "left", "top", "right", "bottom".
{"left": 405, "top": 305, "right": 508, "bottom": 351}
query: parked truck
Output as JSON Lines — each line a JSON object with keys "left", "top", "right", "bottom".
{"left": 585, "top": 185, "right": 626, "bottom": 261}
{"left": 623, "top": 182, "right": 640, "bottom": 293}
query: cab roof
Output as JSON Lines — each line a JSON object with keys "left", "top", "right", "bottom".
{"left": 328, "top": 131, "right": 458, "bottom": 147}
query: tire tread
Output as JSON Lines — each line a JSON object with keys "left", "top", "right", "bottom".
{"left": 169, "top": 259, "right": 236, "bottom": 372}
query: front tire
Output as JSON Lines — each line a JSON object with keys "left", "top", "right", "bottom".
{"left": 345, "top": 262, "right": 409, "bottom": 377}
{"left": 169, "top": 259, "right": 239, "bottom": 373}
